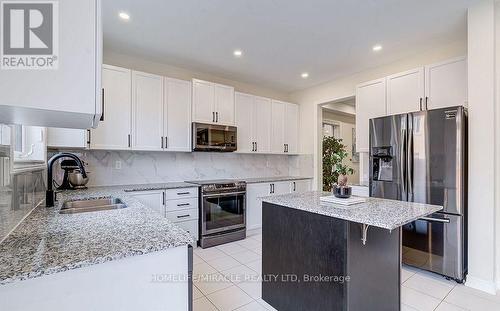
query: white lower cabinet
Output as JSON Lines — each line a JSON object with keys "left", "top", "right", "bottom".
{"left": 246, "top": 179, "right": 311, "bottom": 231}
{"left": 174, "top": 220, "right": 199, "bottom": 240}
{"left": 351, "top": 185, "right": 369, "bottom": 197}
{"left": 129, "top": 187, "right": 199, "bottom": 244}
{"left": 290, "top": 179, "right": 312, "bottom": 193}
{"left": 47, "top": 128, "right": 87, "bottom": 149}
{"left": 165, "top": 188, "right": 199, "bottom": 243}
{"left": 129, "top": 190, "right": 165, "bottom": 217}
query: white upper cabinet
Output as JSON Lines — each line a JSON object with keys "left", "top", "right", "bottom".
{"left": 235, "top": 93, "right": 273, "bottom": 153}
{"left": 192, "top": 79, "right": 234, "bottom": 125}
{"left": 254, "top": 96, "right": 272, "bottom": 153}
{"left": 271, "top": 100, "right": 299, "bottom": 154}
{"left": 355, "top": 78, "right": 387, "bottom": 153}
{"left": 91, "top": 65, "right": 132, "bottom": 150}
{"left": 284, "top": 103, "right": 299, "bottom": 154}
{"left": 425, "top": 57, "right": 467, "bottom": 110}
{"left": 271, "top": 100, "right": 286, "bottom": 153}
{"left": 132, "top": 71, "right": 164, "bottom": 151}
{"left": 164, "top": 78, "right": 192, "bottom": 152}
{"left": 192, "top": 79, "right": 215, "bottom": 124}
{"left": 0, "top": 125, "right": 11, "bottom": 146}
{"left": 47, "top": 128, "right": 87, "bottom": 149}
{"left": 235, "top": 92, "right": 255, "bottom": 153}
{"left": 215, "top": 84, "right": 235, "bottom": 125}
{"left": 0, "top": 0, "right": 102, "bottom": 129}
{"left": 386, "top": 67, "right": 425, "bottom": 115}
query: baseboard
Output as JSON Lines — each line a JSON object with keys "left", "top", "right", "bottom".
{"left": 466, "top": 275, "right": 497, "bottom": 295}
{"left": 246, "top": 227, "right": 262, "bottom": 237}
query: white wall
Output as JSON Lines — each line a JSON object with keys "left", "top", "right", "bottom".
{"left": 104, "top": 50, "right": 291, "bottom": 102}
{"left": 290, "top": 40, "right": 466, "bottom": 189}
{"left": 466, "top": 0, "right": 497, "bottom": 294}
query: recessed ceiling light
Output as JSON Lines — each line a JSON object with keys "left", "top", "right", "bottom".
{"left": 372, "top": 44, "right": 383, "bottom": 52}
{"left": 119, "top": 12, "right": 130, "bottom": 20}
{"left": 233, "top": 50, "right": 243, "bottom": 57}
{"left": 301, "top": 72, "right": 309, "bottom": 79}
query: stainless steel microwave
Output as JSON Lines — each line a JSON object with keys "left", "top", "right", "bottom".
{"left": 192, "top": 123, "right": 237, "bottom": 152}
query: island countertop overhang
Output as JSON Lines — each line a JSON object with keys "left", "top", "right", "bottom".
{"left": 261, "top": 191, "right": 443, "bottom": 230}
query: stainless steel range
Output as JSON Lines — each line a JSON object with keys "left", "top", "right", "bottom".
{"left": 187, "top": 179, "right": 246, "bottom": 248}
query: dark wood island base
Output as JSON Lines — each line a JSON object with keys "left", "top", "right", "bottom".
{"left": 262, "top": 202, "right": 401, "bottom": 311}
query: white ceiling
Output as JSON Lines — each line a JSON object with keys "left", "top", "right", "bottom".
{"left": 103, "top": 0, "right": 477, "bottom": 93}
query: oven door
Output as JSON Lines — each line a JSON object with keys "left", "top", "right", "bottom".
{"left": 201, "top": 191, "right": 246, "bottom": 235}
{"left": 402, "top": 213, "right": 464, "bottom": 280}
{"left": 192, "top": 123, "right": 237, "bottom": 152}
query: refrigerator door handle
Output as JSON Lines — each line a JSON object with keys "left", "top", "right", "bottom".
{"left": 400, "top": 125, "right": 407, "bottom": 198}
{"left": 407, "top": 115, "right": 414, "bottom": 201}
{"left": 419, "top": 216, "right": 451, "bottom": 223}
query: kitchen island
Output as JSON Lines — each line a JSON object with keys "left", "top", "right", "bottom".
{"left": 261, "top": 191, "right": 442, "bottom": 311}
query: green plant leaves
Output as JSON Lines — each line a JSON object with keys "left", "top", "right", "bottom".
{"left": 322, "top": 136, "right": 355, "bottom": 191}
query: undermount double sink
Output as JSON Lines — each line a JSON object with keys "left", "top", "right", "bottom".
{"left": 59, "top": 198, "right": 127, "bottom": 214}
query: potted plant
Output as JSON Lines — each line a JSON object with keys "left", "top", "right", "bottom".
{"left": 322, "top": 136, "right": 355, "bottom": 197}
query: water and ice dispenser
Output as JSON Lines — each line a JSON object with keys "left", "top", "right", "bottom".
{"left": 371, "top": 146, "right": 394, "bottom": 182}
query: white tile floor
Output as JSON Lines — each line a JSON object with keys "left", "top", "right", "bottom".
{"left": 193, "top": 232, "right": 500, "bottom": 311}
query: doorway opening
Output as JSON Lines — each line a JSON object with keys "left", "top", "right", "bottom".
{"left": 319, "top": 96, "right": 360, "bottom": 190}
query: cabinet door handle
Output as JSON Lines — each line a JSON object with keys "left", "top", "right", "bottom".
{"left": 252, "top": 142, "right": 255, "bottom": 152}
{"left": 419, "top": 98, "right": 423, "bottom": 111}
{"left": 270, "top": 184, "right": 273, "bottom": 194}
{"left": 177, "top": 214, "right": 190, "bottom": 219}
{"left": 177, "top": 203, "right": 190, "bottom": 207}
{"left": 216, "top": 112, "right": 219, "bottom": 123}
{"left": 162, "top": 192, "right": 165, "bottom": 205}
{"left": 165, "top": 137, "right": 168, "bottom": 149}
{"left": 87, "top": 129, "right": 91, "bottom": 147}
{"left": 100, "top": 88, "right": 105, "bottom": 121}
{"left": 177, "top": 192, "right": 190, "bottom": 195}
{"left": 425, "top": 96, "right": 428, "bottom": 110}
{"left": 293, "top": 182, "right": 296, "bottom": 192}
{"left": 255, "top": 142, "right": 257, "bottom": 152}
{"left": 212, "top": 112, "right": 215, "bottom": 123}
{"left": 161, "top": 136, "right": 164, "bottom": 148}
{"left": 128, "top": 134, "right": 131, "bottom": 148}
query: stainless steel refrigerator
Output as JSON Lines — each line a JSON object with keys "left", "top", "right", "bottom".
{"left": 369, "top": 106, "right": 467, "bottom": 282}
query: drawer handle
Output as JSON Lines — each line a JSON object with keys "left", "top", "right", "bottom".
{"left": 177, "top": 203, "right": 190, "bottom": 207}
{"left": 177, "top": 192, "right": 190, "bottom": 195}
{"left": 177, "top": 214, "right": 190, "bottom": 219}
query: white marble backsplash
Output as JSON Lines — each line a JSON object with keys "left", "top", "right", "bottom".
{"left": 54, "top": 151, "right": 314, "bottom": 187}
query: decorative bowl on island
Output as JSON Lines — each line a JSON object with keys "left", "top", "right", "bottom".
{"left": 332, "top": 185, "right": 352, "bottom": 199}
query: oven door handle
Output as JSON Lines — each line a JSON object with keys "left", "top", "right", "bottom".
{"left": 419, "top": 216, "right": 450, "bottom": 223}
{"left": 202, "top": 191, "right": 246, "bottom": 198}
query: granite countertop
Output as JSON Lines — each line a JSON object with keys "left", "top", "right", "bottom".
{"left": 0, "top": 185, "right": 194, "bottom": 285}
{"left": 261, "top": 191, "right": 442, "bottom": 230}
{"left": 119, "top": 182, "right": 198, "bottom": 192}
{"left": 242, "top": 176, "right": 313, "bottom": 184}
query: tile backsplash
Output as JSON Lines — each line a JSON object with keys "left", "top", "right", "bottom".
{"left": 51, "top": 150, "right": 314, "bottom": 187}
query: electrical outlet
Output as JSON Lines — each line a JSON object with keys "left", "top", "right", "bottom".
{"left": 115, "top": 160, "right": 122, "bottom": 170}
